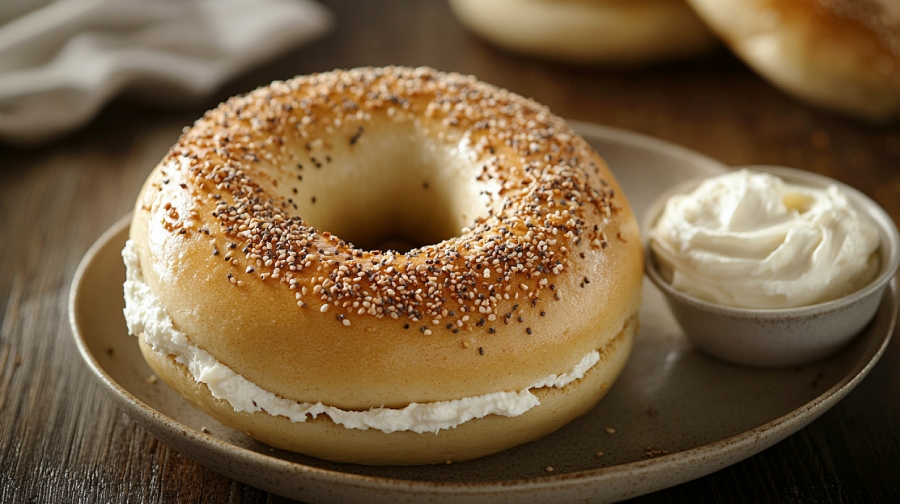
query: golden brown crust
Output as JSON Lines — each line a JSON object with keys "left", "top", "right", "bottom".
{"left": 131, "top": 67, "right": 643, "bottom": 413}
{"left": 449, "top": 0, "right": 717, "bottom": 66}
{"left": 131, "top": 66, "right": 641, "bottom": 447}
{"left": 139, "top": 315, "right": 636, "bottom": 465}
{"left": 686, "top": 0, "right": 900, "bottom": 121}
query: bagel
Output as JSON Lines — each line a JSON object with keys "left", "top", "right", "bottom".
{"left": 686, "top": 0, "right": 900, "bottom": 122}
{"left": 123, "top": 66, "right": 643, "bottom": 465}
{"left": 449, "top": 0, "right": 718, "bottom": 66}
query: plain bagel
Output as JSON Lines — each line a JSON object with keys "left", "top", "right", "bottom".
{"left": 686, "top": 0, "right": 900, "bottom": 122}
{"left": 124, "top": 66, "right": 643, "bottom": 465}
{"left": 449, "top": 0, "right": 718, "bottom": 66}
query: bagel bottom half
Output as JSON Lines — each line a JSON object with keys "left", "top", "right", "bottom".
{"left": 138, "top": 315, "right": 637, "bottom": 466}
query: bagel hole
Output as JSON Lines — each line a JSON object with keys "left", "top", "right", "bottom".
{"left": 281, "top": 124, "right": 491, "bottom": 253}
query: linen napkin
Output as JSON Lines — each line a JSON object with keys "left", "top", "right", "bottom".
{"left": 0, "top": 0, "right": 332, "bottom": 144}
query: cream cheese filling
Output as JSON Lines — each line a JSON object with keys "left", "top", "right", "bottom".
{"left": 122, "top": 240, "right": 600, "bottom": 434}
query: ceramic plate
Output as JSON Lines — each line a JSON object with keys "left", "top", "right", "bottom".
{"left": 69, "top": 123, "right": 898, "bottom": 503}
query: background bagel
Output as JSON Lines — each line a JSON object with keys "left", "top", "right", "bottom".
{"left": 449, "top": 0, "right": 718, "bottom": 66}
{"left": 124, "top": 66, "right": 643, "bottom": 465}
{"left": 686, "top": 0, "right": 900, "bottom": 122}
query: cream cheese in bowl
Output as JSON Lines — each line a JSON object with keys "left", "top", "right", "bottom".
{"left": 644, "top": 166, "right": 899, "bottom": 367}
{"left": 651, "top": 169, "right": 881, "bottom": 309}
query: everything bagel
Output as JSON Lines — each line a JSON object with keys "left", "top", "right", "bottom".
{"left": 123, "top": 67, "right": 642, "bottom": 465}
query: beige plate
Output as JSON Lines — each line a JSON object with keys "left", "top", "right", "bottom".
{"left": 69, "top": 123, "right": 898, "bottom": 504}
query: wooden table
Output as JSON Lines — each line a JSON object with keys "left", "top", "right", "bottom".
{"left": 2, "top": 1, "right": 898, "bottom": 502}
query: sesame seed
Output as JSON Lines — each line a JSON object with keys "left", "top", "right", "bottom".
{"left": 154, "top": 67, "right": 621, "bottom": 333}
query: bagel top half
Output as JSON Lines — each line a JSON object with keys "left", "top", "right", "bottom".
{"left": 128, "top": 66, "right": 643, "bottom": 415}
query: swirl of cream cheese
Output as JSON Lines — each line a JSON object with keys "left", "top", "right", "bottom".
{"left": 650, "top": 170, "right": 880, "bottom": 309}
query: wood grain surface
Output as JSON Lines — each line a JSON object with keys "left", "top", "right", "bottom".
{"left": 2, "top": 1, "right": 899, "bottom": 502}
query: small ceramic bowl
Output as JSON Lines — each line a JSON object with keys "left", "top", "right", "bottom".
{"left": 644, "top": 166, "right": 900, "bottom": 368}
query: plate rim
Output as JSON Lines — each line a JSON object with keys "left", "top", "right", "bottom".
{"left": 68, "top": 124, "right": 899, "bottom": 498}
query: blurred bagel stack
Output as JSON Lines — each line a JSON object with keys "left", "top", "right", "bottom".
{"left": 450, "top": 0, "right": 900, "bottom": 122}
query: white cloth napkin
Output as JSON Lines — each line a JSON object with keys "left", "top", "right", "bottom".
{"left": 0, "top": 0, "right": 332, "bottom": 144}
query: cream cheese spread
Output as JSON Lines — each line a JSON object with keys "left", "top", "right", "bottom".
{"left": 651, "top": 170, "right": 880, "bottom": 309}
{"left": 122, "top": 240, "right": 600, "bottom": 434}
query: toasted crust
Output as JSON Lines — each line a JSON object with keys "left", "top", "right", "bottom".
{"left": 128, "top": 67, "right": 642, "bottom": 463}
{"left": 687, "top": 0, "right": 900, "bottom": 121}
{"left": 449, "top": 0, "right": 717, "bottom": 65}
